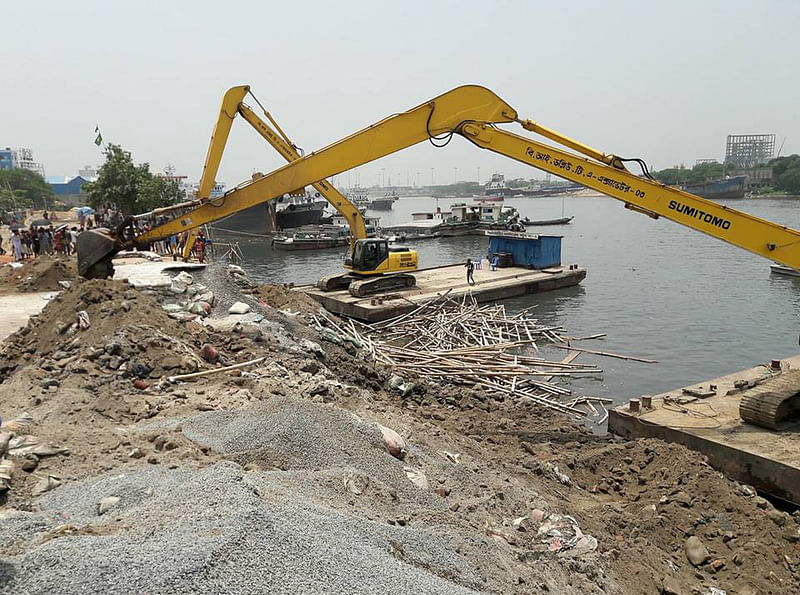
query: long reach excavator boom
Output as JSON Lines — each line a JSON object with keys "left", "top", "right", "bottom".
{"left": 192, "top": 85, "right": 366, "bottom": 252}
{"left": 78, "top": 84, "right": 800, "bottom": 279}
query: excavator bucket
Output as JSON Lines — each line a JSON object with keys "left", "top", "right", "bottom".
{"left": 76, "top": 228, "right": 119, "bottom": 279}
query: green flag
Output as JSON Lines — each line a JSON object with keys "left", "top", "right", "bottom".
{"left": 94, "top": 125, "right": 103, "bottom": 146}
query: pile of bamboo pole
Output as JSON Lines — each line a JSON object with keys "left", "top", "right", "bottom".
{"left": 310, "top": 291, "right": 625, "bottom": 422}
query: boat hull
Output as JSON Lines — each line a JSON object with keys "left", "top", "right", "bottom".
{"left": 211, "top": 203, "right": 274, "bottom": 235}
{"left": 683, "top": 176, "right": 747, "bottom": 199}
{"left": 276, "top": 201, "right": 326, "bottom": 229}
{"left": 770, "top": 264, "right": 800, "bottom": 277}
{"left": 522, "top": 216, "right": 574, "bottom": 226}
{"left": 272, "top": 237, "right": 349, "bottom": 251}
{"left": 370, "top": 199, "right": 395, "bottom": 210}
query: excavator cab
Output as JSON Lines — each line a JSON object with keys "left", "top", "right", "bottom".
{"left": 348, "top": 238, "right": 417, "bottom": 275}
{"left": 350, "top": 238, "right": 388, "bottom": 272}
{"left": 317, "top": 238, "right": 418, "bottom": 296}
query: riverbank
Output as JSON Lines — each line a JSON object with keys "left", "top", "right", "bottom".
{"left": 0, "top": 262, "right": 798, "bottom": 594}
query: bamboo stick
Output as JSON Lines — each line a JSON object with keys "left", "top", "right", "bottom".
{"left": 167, "top": 356, "right": 266, "bottom": 383}
{"left": 551, "top": 344, "right": 657, "bottom": 364}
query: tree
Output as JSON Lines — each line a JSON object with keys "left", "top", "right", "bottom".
{"left": 771, "top": 155, "right": 800, "bottom": 194}
{"left": 652, "top": 165, "right": 689, "bottom": 185}
{"left": 0, "top": 168, "right": 54, "bottom": 210}
{"left": 83, "top": 144, "right": 183, "bottom": 215}
{"left": 137, "top": 175, "right": 185, "bottom": 212}
{"left": 0, "top": 187, "right": 23, "bottom": 214}
{"left": 653, "top": 162, "right": 727, "bottom": 186}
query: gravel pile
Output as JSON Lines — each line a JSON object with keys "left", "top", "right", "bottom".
{"left": 0, "top": 462, "right": 484, "bottom": 594}
{"left": 181, "top": 395, "right": 448, "bottom": 506}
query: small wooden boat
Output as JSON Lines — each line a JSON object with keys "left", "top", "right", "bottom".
{"left": 521, "top": 216, "right": 574, "bottom": 226}
{"left": 769, "top": 263, "right": 800, "bottom": 277}
{"left": 271, "top": 230, "right": 349, "bottom": 251}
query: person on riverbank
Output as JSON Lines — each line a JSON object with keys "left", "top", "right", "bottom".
{"left": 38, "top": 228, "right": 50, "bottom": 255}
{"left": 465, "top": 258, "right": 475, "bottom": 286}
{"left": 22, "top": 231, "right": 32, "bottom": 259}
{"left": 168, "top": 234, "right": 178, "bottom": 258}
{"left": 11, "top": 230, "right": 22, "bottom": 262}
{"left": 194, "top": 231, "right": 206, "bottom": 263}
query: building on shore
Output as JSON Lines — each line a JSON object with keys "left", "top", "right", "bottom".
{"left": 46, "top": 175, "right": 91, "bottom": 206}
{"left": 724, "top": 134, "right": 775, "bottom": 169}
{"left": 0, "top": 147, "right": 46, "bottom": 177}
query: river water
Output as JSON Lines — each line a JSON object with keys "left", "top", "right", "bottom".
{"left": 213, "top": 195, "right": 800, "bottom": 408}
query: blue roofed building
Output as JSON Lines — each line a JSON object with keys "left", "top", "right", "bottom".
{"left": 47, "top": 175, "right": 90, "bottom": 206}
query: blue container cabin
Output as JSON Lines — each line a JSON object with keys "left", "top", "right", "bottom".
{"left": 486, "top": 232, "right": 562, "bottom": 269}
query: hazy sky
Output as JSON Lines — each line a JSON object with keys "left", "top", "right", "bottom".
{"left": 3, "top": 0, "right": 798, "bottom": 188}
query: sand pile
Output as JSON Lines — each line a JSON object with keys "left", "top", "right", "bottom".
{"left": 555, "top": 438, "right": 800, "bottom": 594}
{"left": 0, "top": 279, "right": 190, "bottom": 369}
{"left": 251, "top": 283, "right": 322, "bottom": 315}
{"left": 0, "top": 256, "right": 78, "bottom": 294}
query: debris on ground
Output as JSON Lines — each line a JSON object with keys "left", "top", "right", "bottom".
{"left": 250, "top": 282, "right": 322, "bottom": 315}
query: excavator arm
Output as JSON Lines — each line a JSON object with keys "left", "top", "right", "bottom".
{"left": 193, "top": 85, "right": 366, "bottom": 249}
{"left": 459, "top": 122, "right": 800, "bottom": 266}
{"left": 80, "top": 84, "right": 800, "bottom": 276}
{"left": 132, "top": 85, "right": 516, "bottom": 244}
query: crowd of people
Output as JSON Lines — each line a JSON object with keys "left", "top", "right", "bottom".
{"left": 7, "top": 224, "right": 84, "bottom": 262}
{"left": 142, "top": 227, "right": 211, "bottom": 263}
{"left": 1, "top": 206, "right": 213, "bottom": 264}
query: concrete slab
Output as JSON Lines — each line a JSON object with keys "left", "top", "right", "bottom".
{"left": 0, "top": 292, "right": 58, "bottom": 342}
{"left": 609, "top": 354, "right": 800, "bottom": 505}
{"left": 112, "top": 260, "right": 206, "bottom": 288}
{"left": 300, "top": 263, "right": 586, "bottom": 322}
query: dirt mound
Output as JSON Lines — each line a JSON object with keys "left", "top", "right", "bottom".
{"left": 251, "top": 283, "right": 321, "bottom": 315}
{"left": 544, "top": 438, "right": 800, "bottom": 594}
{"left": 0, "top": 255, "right": 78, "bottom": 294}
{"left": 0, "top": 279, "right": 189, "bottom": 364}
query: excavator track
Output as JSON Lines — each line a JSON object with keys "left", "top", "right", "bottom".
{"left": 739, "top": 368, "right": 800, "bottom": 430}
{"left": 348, "top": 273, "right": 416, "bottom": 297}
{"left": 317, "top": 273, "right": 356, "bottom": 292}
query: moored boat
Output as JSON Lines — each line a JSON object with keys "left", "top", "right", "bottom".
{"left": 521, "top": 216, "right": 574, "bottom": 226}
{"left": 275, "top": 195, "right": 327, "bottom": 229}
{"left": 371, "top": 191, "right": 399, "bottom": 210}
{"left": 271, "top": 226, "right": 350, "bottom": 251}
{"left": 769, "top": 263, "right": 800, "bottom": 277}
{"left": 682, "top": 175, "right": 747, "bottom": 199}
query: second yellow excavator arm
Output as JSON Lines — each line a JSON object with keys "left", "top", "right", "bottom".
{"left": 136, "top": 84, "right": 800, "bottom": 270}
{"left": 189, "top": 85, "right": 366, "bottom": 252}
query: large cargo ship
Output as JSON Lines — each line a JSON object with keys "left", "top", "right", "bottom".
{"left": 210, "top": 194, "right": 327, "bottom": 235}
{"left": 682, "top": 175, "right": 747, "bottom": 199}
{"left": 211, "top": 203, "right": 274, "bottom": 235}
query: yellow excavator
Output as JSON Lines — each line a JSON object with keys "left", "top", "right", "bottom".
{"left": 77, "top": 83, "right": 800, "bottom": 427}
{"left": 78, "top": 85, "right": 418, "bottom": 296}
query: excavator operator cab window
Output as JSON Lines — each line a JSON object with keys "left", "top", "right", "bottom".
{"left": 353, "top": 239, "right": 389, "bottom": 271}
{"left": 377, "top": 240, "right": 388, "bottom": 264}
